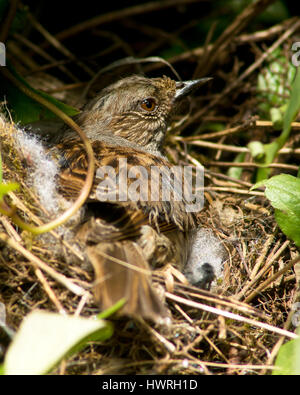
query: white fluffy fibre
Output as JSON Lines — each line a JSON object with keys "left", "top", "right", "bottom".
{"left": 184, "top": 228, "right": 226, "bottom": 289}
{"left": 13, "top": 127, "right": 60, "bottom": 214}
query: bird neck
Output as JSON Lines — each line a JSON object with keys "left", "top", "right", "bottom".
{"left": 75, "top": 109, "right": 167, "bottom": 155}
{"left": 106, "top": 113, "right": 167, "bottom": 154}
{"left": 112, "top": 125, "right": 166, "bottom": 154}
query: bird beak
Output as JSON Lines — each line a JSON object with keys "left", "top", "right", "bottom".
{"left": 174, "top": 77, "right": 212, "bottom": 100}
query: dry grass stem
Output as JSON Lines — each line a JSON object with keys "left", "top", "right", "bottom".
{"left": 1, "top": 4, "right": 299, "bottom": 374}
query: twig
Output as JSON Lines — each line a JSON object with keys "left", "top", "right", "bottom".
{"left": 184, "top": 18, "right": 300, "bottom": 128}
{"left": 145, "top": 324, "right": 176, "bottom": 353}
{"left": 205, "top": 169, "right": 253, "bottom": 188}
{"left": 54, "top": 0, "right": 201, "bottom": 42}
{"left": 202, "top": 330, "right": 229, "bottom": 363}
{"left": 244, "top": 254, "right": 299, "bottom": 304}
{"left": 175, "top": 120, "right": 300, "bottom": 142}
{"left": 175, "top": 120, "right": 256, "bottom": 141}
{"left": 108, "top": 357, "right": 276, "bottom": 372}
{"left": 0, "top": 0, "right": 19, "bottom": 42}
{"left": 6, "top": 41, "right": 40, "bottom": 70}
{"left": 8, "top": 187, "right": 84, "bottom": 262}
{"left": 0, "top": 232, "right": 86, "bottom": 296}
{"left": 203, "top": 186, "right": 265, "bottom": 197}
{"left": 165, "top": 292, "right": 298, "bottom": 339}
{"left": 41, "top": 81, "right": 86, "bottom": 94}
{"left": 198, "top": 0, "right": 277, "bottom": 76}
{"left": 199, "top": 0, "right": 274, "bottom": 76}
{"left": 74, "top": 293, "right": 91, "bottom": 317}
{"left": 154, "top": 273, "right": 266, "bottom": 319}
{"left": 27, "top": 13, "right": 95, "bottom": 78}
{"left": 178, "top": 288, "right": 266, "bottom": 319}
{"left": 236, "top": 239, "right": 290, "bottom": 301}
{"left": 0, "top": 216, "right": 22, "bottom": 242}
{"left": 206, "top": 161, "right": 299, "bottom": 172}
{"left": 260, "top": 292, "right": 299, "bottom": 374}
{"left": 130, "top": 18, "right": 192, "bottom": 58}
{"left": 23, "top": 59, "right": 73, "bottom": 76}
{"left": 34, "top": 267, "right": 66, "bottom": 314}
{"left": 176, "top": 138, "right": 300, "bottom": 155}
{"left": 174, "top": 303, "right": 194, "bottom": 324}
{"left": 179, "top": 139, "right": 249, "bottom": 153}
{"left": 234, "top": 17, "right": 298, "bottom": 43}
{"left": 13, "top": 33, "right": 78, "bottom": 82}
{"left": 256, "top": 120, "right": 300, "bottom": 129}
{"left": 249, "top": 232, "right": 277, "bottom": 280}
{"left": 149, "top": 17, "right": 297, "bottom": 69}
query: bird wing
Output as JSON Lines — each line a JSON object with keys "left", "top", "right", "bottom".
{"left": 55, "top": 137, "right": 196, "bottom": 240}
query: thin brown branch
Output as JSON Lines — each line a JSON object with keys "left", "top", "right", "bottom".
{"left": 237, "top": 240, "right": 290, "bottom": 301}
{"left": 245, "top": 254, "right": 300, "bottom": 304}
{"left": 176, "top": 138, "right": 300, "bottom": 155}
{"left": 13, "top": 33, "right": 78, "bottom": 82}
{"left": 34, "top": 267, "right": 66, "bottom": 314}
{"left": 197, "top": 0, "right": 277, "bottom": 76}
{"left": 54, "top": 0, "right": 202, "bottom": 42}
{"left": 27, "top": 13, "right": 95, "bottom": 78}
{"left": 0, "top": 232, "right": 87, "bottom": 296}
{"left": 165, "top": 292, "right": 298, "bottom": 339}
{"left": 203, "top": 186, "right": 265, "bottom": 196}
{"left": 207, "top": 161, "right": 299, "bottom": 172}
{"left": 0, "top": 0, "right": 19, "bottom": 42}
{"left": 184, "top": 18, "right": 300, "bottom": 128}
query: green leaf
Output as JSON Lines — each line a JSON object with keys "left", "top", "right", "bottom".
{"left": 248, "top": 141, "right": 265, "bottom": 161}
{"left": 97, "top": 298, "right": 126, "bottom": 320}
{"left": 273, "top": 329, "right": 300, "bottom": 375}
{"left": 281, "top": 66, "right": 300, "bottom": 147}
{"left": 3, "top": 310, "right": 113, "bottom": 375}
{"left": 257, "top": 1, "right": 289, "bottom": 24}
{"left": 253, "top": 174, "right": 300, "bottom": 247}
{"left": 0, "top": 63, "right": 79, "bottom": 125}
{"left": 0, "top": 151, "right": 2, "bottom": 183}
{"left": 275, "top": 209, "right": 300, "bottom": 247}
{"left": 257, "top": 48, "right": 295, "bottom": 121}
{"left": 0, "top": 182, "right": 19, "bottom": 200}
{"left": 254, "top": 141, "right": 278, "bottom": 182}
{"left": 253, "top": 67, "right": 300, "bottom": 182}
{"left": 270, "top": 107, "right": 284, "bottom": 130}
{"left": 227, "top": 152, "right": 246, "bottom": 180}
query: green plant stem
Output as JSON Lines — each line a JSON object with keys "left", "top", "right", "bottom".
{"left": 256, "top": 67, "right": 300, "bottom": 181}
{"left": 0, "top": 148, "right": 2, "bottom": 183}
{"left": 0, "top": 67, "right": 95, "bottom": 235}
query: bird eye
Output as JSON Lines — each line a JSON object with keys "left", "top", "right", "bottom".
{"left": 140, "top": 98, "right": 156, "bottom": 112}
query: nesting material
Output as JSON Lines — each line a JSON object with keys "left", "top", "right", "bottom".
{"left": 184, "top": 228, "right": 227, "bottom": 289}
{"left": 12, "top": 127, "right": 60, "bottom": 214}
{"left": 0, "top": 112, "right": 298, "bottom": 375}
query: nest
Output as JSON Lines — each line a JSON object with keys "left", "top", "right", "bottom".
{"left": 0, "top": 112, "right": 298, "bottom": 375}
{"left": 0, "top": 1, "right": 300, "bottom": 375}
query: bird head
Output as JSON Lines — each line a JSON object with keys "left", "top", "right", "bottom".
{"left": 74, "top": 75, "right": 211, "bottom": 153}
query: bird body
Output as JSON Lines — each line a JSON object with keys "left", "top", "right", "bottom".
{"left": 51, "top": 75, "right": 213, "bottom": 321}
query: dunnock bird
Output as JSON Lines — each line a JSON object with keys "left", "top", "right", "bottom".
{"left": 50, "top": 75, "right": 222, "bottom": 322}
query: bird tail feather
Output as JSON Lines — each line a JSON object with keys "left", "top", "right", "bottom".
{"left": 86, "top": 241, "right": 167, "bottom": 322}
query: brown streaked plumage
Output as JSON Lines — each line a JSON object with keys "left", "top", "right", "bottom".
{"left": 51, "top": 75, "right": 210, "bottom": 322}
{"left": 57, "top": 137, "right": 196, "bottom": 232}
